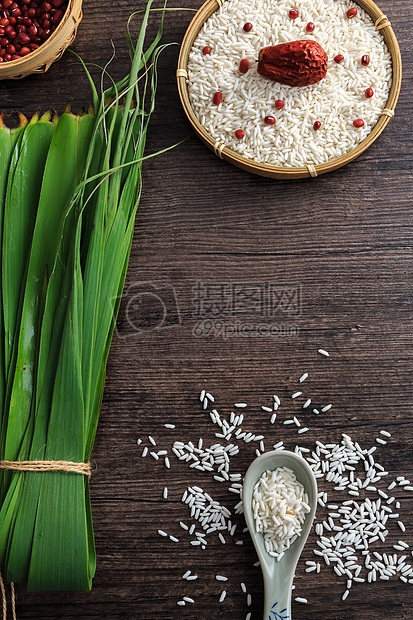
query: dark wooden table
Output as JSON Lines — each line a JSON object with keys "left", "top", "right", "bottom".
{"left": 2, "top": 0, "right": 412, "bottom": 618}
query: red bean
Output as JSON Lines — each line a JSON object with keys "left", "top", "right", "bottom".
{"left": 0, "top": 27, "right": 3, "bottom": 34}
{"left": 361, "top": 54, "right": 370, "bottom": 66}
{"left": 0, "top": 36, "right": 8, "bottom": 46}
{"left": 2, "top": 0, "right": 12, "bottom": 6}
{"left": 11, "top": 53, "right": 20, "bottom": 58}
{"left": 289, "top": 9, "right": 299, "bottom": 19}
{"left": 5, "top": 42, "right": 14, "bottom": 53}
{"left": 365, "top": 87, "right": 374, "bottom": 98}
{"left": 42, "top": 18, "right": 49, "bottom": 27}
{"left": 18, "top": 30, "right": 29, "bottom": 42}
{"left": 27, "top": 7, "right": 35, "bottom": 17}
{"left": 212, "top": 91, "right": 222, "bottom": 105}
{"left": 27, "top": 23, "right": 36, "bottom": 34}
{"left": 353, "top": 119, "right": 364, "bottom": 128}
{"left": 0, "top": 56, "right": 3, "bottom": 61}
{"left": 40, "top": 1, "right": 51, "bottom": 11}
{"left": 0, "top": 16, "right": 8, "bottom": 25}
{"left": 239, "top": 58, "right": 249, "bottom": 74}
{"left": 10, "top": 7, "right": 21, "bottom": 17}
{"left": 306, "top": 22, "right": 315, "bottom": 32}
{"left": 264, "top": 115, "right": 276, "bottom": 125}
{"left": 243, "top": 22, "right": 252, "bottom": 32}
{"left": 275, "top": 99, "right": 284, "bottom": 110}
{"left": 41, "top": 26, "right": 50, "bottom": 38}
{"left": 346, "top": 7, "right": 357, "bottom": 18}
{"left": 334, "top": 54, "right": 344, "bottom": 63}
{"left": 313, "top": 120, "right": 321, "bottom": 130}
{"left": 51, "top": 8, "right": 62, "bottom": 23}
{"left": 8, "top": 15, "right": 14, "bottom": 24}
{"left": 22, "top": 15, "right": 32, "bottom": 24}
{"left": 19, "top": 44, "right": 30, "bottom": 54}
{"left": 234, "top": 129, "right": 245, "bottom": 139}
{"left": 4, "top": 52, "right": 11, "bottom": 59}
{"left": 52, "top": 0, "right": 65, "bottom": 7}
{"left": 0, "top": 9, "right": 9, "bottom": 19}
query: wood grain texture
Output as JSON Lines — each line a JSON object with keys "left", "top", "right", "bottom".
{"left": 2, "top": 0, "right": 413, "bottom": 618}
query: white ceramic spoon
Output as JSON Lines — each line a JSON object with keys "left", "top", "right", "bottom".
{"left": 243, "top": 450, "right": 317, "bottom": 620}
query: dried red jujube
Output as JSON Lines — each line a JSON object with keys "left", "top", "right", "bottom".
{"left": 257, "top": 40, "right": 328, "bottom": 87}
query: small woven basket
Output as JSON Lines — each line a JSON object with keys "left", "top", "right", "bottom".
{"left": 177, "top": 0, "right": 402, "bottom": 179}
{"left": 0, "top": 0, "right": 82, "bottom": 81}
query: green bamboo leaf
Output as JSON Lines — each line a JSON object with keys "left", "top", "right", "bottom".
{"left": 0, "top": 119, "right": 29, "bottom": 503}
{"left": 2, "top": 117, "right": 56, "bottom": 373}
{"left": 0, "top": 474, "right": 22, "bottom": 564}
{"left": 0, "top": 121, "right": 21, "bottom": 407}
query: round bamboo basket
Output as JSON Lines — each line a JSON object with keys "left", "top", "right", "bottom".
{"left": 177, "top": 0, "right": 402, "bottom": 179}
{"left": 0, "top": 0, "right": 82, "bottom": 80}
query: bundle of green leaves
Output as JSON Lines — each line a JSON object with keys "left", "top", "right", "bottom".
{"left": 0, "top": 0, "right": 171, "bottom": 591}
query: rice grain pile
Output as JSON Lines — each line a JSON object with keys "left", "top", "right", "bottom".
{"left": 253, "top": 466, "right": 311, "bottom": 559}
{"left": 186, "top": 0, "right": 392, "bottom": 167}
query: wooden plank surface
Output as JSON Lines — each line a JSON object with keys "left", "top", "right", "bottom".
{"left": 2, "top": 0, "right": 413, "bottom": 618}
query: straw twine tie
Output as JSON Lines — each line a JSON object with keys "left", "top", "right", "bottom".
{"left": 0, "top": 460, "right": 91, "bottom": 477}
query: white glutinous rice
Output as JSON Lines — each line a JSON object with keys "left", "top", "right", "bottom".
{"left": 252, "top": 466, "right": 311, "bottom": 559}
{"left": 187, "top": 0, "right": 392, "bottom": 168}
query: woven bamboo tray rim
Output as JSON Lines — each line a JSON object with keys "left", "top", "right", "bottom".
{"left": 0, "top": 0, "right": 82, "bottom": 80}
{"left": 177, "top": 0, "right": 402, "bottom": 179}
